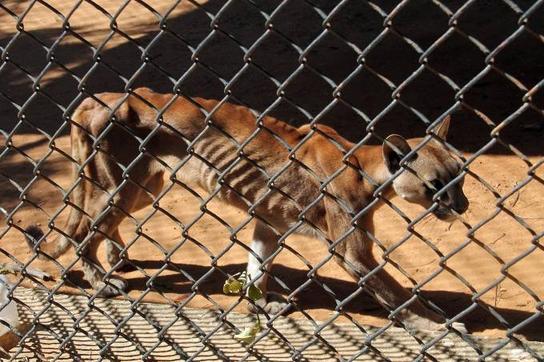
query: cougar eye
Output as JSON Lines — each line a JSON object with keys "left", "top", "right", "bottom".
{"left": 431, "top": 179, "right": 443, "bottom": 191}
{"left": 425, "top": 179, "right": 444, "bottom": 196}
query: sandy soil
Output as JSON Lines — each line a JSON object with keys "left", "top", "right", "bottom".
{"left": 0, "top": 0, "right": 543, "bottom": 342}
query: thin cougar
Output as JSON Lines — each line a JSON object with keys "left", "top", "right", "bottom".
{"left": 25, "top": 87, "right": 468, "bottom": 332}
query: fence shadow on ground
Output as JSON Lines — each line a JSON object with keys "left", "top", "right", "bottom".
{"left": 64, "top": 260, "right": 544, "bottom": 342}
{"left": 1, "top": 1, "right": 543, "bottom": 359}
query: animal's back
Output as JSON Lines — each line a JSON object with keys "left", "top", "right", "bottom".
{"left": 126, "top": 89, "right": 323, "bottom": 222}
{"left": 174, "top": 104, "right": 320, "bottom": 226}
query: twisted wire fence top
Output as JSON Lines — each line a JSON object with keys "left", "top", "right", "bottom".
{"left": 0, "top": 0, "right": 543, "bottom": 361}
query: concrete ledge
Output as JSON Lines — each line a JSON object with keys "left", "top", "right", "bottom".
{"left": 7, "top": 288, "right": 543, "bottom": 361}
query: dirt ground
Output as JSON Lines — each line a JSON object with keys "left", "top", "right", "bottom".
{"left": 0, "top": 0, "right": 543, "bottom": 343}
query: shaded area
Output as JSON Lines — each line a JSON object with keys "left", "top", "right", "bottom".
{"left": 0, "top": 0, "right": 543, "bottom": 154}
{"left": 65, "top": 260, "right": 544, "bottom": 342}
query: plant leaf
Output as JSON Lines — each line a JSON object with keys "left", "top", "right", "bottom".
{"left": 223, "top": 277, "right": 243, "bottom": 295}
{"left": 247, "top": 284, "right": 263, "bottom": 301}
{"left": 234, "top": 321, "right": 261, "bottom": 344}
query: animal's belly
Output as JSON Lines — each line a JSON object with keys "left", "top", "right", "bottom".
{"left": 160, "top": 147, "right": 316, "bottom": 233}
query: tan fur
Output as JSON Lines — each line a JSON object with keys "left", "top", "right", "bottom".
{"left": 25, "top": 88, "right": 468, "bottom": 331}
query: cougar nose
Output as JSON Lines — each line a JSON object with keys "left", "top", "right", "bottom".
{"left": 453, "top": 194, "right": 469, "bottom": 214}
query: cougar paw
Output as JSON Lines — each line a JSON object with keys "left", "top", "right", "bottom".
{"left": 115, "top": 260, "right": 137, "bottom": 273}
{"left": 403, "top": 315, "right": 467, "bottom": 335}
{"left": 95, "top": 277, "right": 128, "bottom": 298}
{"left": 402, "top": 314, "right": 442, "bottom": 333}
{"left": 247, "top": 292, "right": 290, "bottom": 316}
{"left": 447, "top": 322, "right": 468, "bottom": 334}
{"left": 355, "top": 292, "right": 380, "bottom": 311}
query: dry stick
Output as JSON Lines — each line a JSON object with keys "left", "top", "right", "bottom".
{"left": 0, "top": 264, "right": 53, "bottom": 281}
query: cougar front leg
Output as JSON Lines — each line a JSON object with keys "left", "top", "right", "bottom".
{"left": 105, "top": 173, "right": 161, "bottom": 272}
{"left": 246, "top": 221, "right": 287, "bottom": 315}
{"left": 341, "top": 247, "right": 446, "bottom": 333}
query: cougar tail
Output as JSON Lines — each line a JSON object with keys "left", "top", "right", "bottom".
{"left": 23, "top": 101, "right": 95, "bottom": 259}
{"left": 24, "top": 225, "right": 44, "bottom": 251}
{"left": 23, "top": 224, "right": 71, "bottom": 258}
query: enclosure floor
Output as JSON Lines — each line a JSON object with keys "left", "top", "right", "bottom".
{"left": 6, "top": 287, "right": 541, "bottom": 361}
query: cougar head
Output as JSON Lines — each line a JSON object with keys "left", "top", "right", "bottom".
{"left": 382, "top": 116, "right": 469, "bottom": 221}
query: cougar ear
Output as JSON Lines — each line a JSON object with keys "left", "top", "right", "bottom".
{"left": 435, "top": 115, "right": 451, "bottom": 140}
{"left": 382, "top": 134, "right": 412, "bottom": 174}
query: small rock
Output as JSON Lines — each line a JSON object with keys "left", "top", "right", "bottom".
{"left": 509, "top": 348, "right": 533, "bottom": 361}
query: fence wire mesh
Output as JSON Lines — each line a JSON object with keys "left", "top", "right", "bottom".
{"left": 0, "top": 0, "right": 543, "bottom": 360}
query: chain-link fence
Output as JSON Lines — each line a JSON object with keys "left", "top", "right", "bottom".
{"left": 0, "top": 0, "right": 543, "bottom": 360}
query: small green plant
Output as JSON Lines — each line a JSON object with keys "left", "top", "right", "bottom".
{"left": 223, "top": 271, "right": 263, "bottom": 344}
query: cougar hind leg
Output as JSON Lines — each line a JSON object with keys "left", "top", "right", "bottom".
{"left": 105, "top": 229, "right": 132, "bottom": 272}
{"left": 87, "top": 169, "right": 163, "bottom": 296}
{"left": 105, "top": 172, "right": 164, "bottom": 272}
{"left": 79, "top": 189, "right": 136, "bottom": 298}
